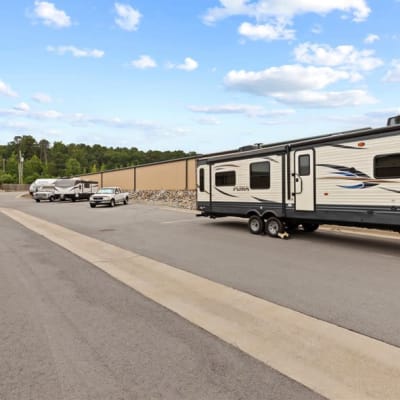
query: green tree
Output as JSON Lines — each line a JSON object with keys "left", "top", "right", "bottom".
{"left": 65, "top": 158, "right": 81, "bottom": 176}
{"left": 6, "top": 154, "right": 18, "bottom": 177}
{"left": 24, "top": 155, "right": 43, "bottom": 178}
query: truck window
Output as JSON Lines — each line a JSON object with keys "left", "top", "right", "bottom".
{"left": 215, "top": 171, "right": 236, "bottom": 187}
{"left": 250, "top": 162, "right": 270, "bottom": 189}
{"left": 375, "top": 153, "right": 400, "bottom": 178}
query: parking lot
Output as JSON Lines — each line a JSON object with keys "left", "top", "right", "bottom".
{"left": 2, "top": 192, "right": 400, "bottom": 399}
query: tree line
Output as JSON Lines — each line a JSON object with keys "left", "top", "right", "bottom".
{"left": 0, "top": 135, "right": 197, "bottom": 184}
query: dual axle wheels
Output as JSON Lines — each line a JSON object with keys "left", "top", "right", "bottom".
{"left": 248, "top": 215, "right": 283, "bottom": 237}
{"left": 248, "top": 215, "right": 319, "bottom": 238}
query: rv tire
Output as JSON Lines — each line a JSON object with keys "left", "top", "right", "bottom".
{"left": 265, "top": 217, "right": 283, "bottom": 237}
{"left": 248, "top": 215, "right": 265, "bottom": 235}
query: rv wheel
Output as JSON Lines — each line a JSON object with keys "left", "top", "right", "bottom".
{"left": 248, "top": 215, "right": 265, "bottom": 235}
{"left": 265, "top": 217, "right": 283, "bottom": 237}
{"left": 302, "top": 223, "right": 319, "bottom": 232}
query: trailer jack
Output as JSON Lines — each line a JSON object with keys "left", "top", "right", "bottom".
{"left": 278, "top": 231, "right": 290, "bottom": 240}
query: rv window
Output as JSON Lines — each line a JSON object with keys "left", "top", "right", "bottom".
{"left": 374, "top": 154, "right": 400, "bottom": 178}
{"left": 84, "top": 182, "right": 90, "bottom": 188}
{"left": 250, "top": 162, "right": 270, "bottom": 189}
{"left": 215, "top": 171, "right": 236, "bottom": 186}
{"left": 199, "top": 168, "right": 205, "bottom": 192}
{"left": 299, "top": 155, "right": 310, "bottom": 176}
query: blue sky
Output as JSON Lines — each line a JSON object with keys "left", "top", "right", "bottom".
{"left": 1, "top": 0, "right": 400, "bottom": 153}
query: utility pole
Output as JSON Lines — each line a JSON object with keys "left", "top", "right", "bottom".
{"left": 18, "top": 150, "right": 24, "bottom": 184}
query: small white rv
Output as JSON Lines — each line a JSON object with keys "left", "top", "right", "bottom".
{"left": 29, "top": 178, "right": 57, "bottom": 195}
{"left": 197, "top": 116, "right": 400, "bottom": 237}
{"left": 54, "top": 178, "right": 98, "bottom": 201}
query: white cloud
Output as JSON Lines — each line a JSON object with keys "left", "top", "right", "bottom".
{"left": 195, "top": 116, "right": 221, "bottom": 126}
{"left": 225, "top": 65, "right": 351, "bottom": 94}
{"left": 364, "top": 34, "right": 380, "bottom": 44}
{"left": 383, "top": 60, "right": 400, "bottom": 82}
{"left": 224, "top": 65, "right": 377, "bottom": 107}
{"left": 294, "top": 43, "right": 383, "bottom": 71}
{"left": 168, "top": 57, "right": 199, "bottom": 71}
{"left": 178, "top": 57, "right": 199, "bottom": 71}
{"left": 13, "top": 102, "right": 30, "bottom": 112}
{"left": 47, "top": 46, "right": 104, "bottom": 58}
{"left": 0, "top": 106, "right": 185, "bottom": 138}
{"left": 271, "top": 90, "right": 377, "bottom": 107}
{"left": 238, "top": 21, "right": 295, "bottom": 41}
{"left": 311, "top": 24, "right": 323, "bottom": 34}
{"left": 32, "top": 92, "right": 52, "bottom": 104}
{"left": 131, "top": 55, "right": 157, "bottom": 69}
{"left": 203, "top": 0, "right": 370, "bottom": 24}
{"left": 188, "top": 104, "right": 295, "bottom": 119}
{"left": 33, "top": 1, "right": 71, "bottom": 28}
{"left": 115, "top": 3, "right": 142, "bottom": 31}
{"left": 0, "top": 80, "right": 18, "bottom": 97}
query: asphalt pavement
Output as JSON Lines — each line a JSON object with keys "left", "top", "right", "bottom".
{"left": 0, "top": 209, "right": 322, "bottom": 400}
{"left": 1, "top": 191, "right": 400, "bottom": 399}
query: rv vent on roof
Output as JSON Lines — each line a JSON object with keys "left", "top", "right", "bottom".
{"left": 387, "top": 115, "right": 400, "bottom": 126}
{"left": 239, "top": 144, "right": 262, "bottom": 152}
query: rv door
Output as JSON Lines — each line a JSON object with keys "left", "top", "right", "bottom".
{"left": 294, "top": 149, "right": 315, "bottom": 212}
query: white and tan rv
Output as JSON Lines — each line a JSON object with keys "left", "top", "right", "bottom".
{"left": 197, "top": 116, "right": 400, "bottom": 237}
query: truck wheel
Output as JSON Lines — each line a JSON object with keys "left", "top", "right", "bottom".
{"left": 265, "top": 217, "right": 283, "bottom": 237}
{"left": 123, "top": 197, "right": 128, "bottom": 205}
{"left": 90, "top": 204, "right": 96, "bottom": 208}
{"left": 110, "top": 199, "right": 115, "bottom": 207}
{"left": 35, "top": 199, "right": 40, "bottom": 203}
{"left": 248, "top": 215, "right": 265, "bottom": 235}
{"left": 49, "top": 196, "right": 54, "bottom": 202}
{"left": 302, "top": 223, "right": 319, "bottom": 232}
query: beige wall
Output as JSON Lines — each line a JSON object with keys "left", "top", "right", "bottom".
{"left": 136, "top": 160, "right": 186, "bottom": 190}
{"left": 79, "top": 173, "right": 102, "bottom": 185}
{"left": 103, "top": 169, "right": 134, "bottom": 192}
{"left": 187, "top": 159, "right": 197, "bottom": 190}
{"left": 78, "top": 157, "right": 197, "bottom": 192}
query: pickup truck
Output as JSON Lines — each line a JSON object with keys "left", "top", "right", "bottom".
{"left": 33, "top": 185, "right": 58, "bottom": 202}
{"left": 89, "top": 187, "right": 129, "bottom": 208}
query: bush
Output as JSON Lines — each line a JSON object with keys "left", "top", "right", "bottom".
{"left": 24, "top": 173, "right": 40, "bottom": 184}
{"left": 0, "top": 173, "right": 16, "bottom": 184}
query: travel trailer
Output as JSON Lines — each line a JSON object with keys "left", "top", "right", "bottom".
{"left": 54, "top": 178, "right": 98, "bottom": 201}
{"left": 29, "top": 178, "right": 57, "bottom": 195}
{"left": 197, "top": 116, "right": 400, "bottom": 237}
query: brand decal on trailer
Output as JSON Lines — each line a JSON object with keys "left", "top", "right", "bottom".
{"left": 233, "top": 186, "right": 250, "bottom": 191}
{"left": 214, "top": 187, "right": 238, "bottom": 197}
{"left": 318, "top": 164, "right": 400, "bottom": 192}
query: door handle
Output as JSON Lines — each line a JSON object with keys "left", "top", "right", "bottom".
{"left": 294, "top": 174, "right": 303, "bottom": 194}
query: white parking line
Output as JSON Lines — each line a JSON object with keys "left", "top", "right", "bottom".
{"left": 2, "top": 207, "right": 400, "bottom": 400}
